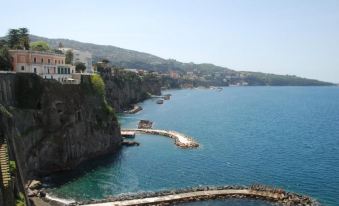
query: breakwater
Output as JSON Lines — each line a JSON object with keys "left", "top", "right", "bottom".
{"left": 79, "top": 185, "right": 319, "bottom": 206}
{"left": 121, "top": 129, "right": 199, "bottom": 148}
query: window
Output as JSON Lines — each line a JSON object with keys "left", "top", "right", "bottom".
{"left": 41, "top": 58, "right": 44, "bottom": 63}
{"left": 34, "top": 68, "right": 37, "bottom": 73}
{"left": 55, "top": 60, "right": 57, "bottom": 64}
{"left": 61, "top": 68, "right": 64, "bottom": 74}
{"left": 33, "top": 57, "right": 36, "bottom": 63}
{"left": 48, "top": 59, "right": 51, "bottom": 64}
{"left": 21, "top": 66, "right": 24, "bottom": 71}
{"left": 58, "top": 67, "right": 60, "bottom": 74}
{"left": 62, "top": 60, "right": 64, "bottom": 64}
{"left": 68, "top": 68, "right": 70, "bottom": 74}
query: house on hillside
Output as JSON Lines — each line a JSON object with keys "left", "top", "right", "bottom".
{"left": 9, "top": 50, "right": 78, "bottom": 84}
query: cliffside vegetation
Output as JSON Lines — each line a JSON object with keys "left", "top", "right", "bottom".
{"left": 90, "top": 74, "right": 114, "bottom": 115}
{"left": 0, "top": 103, "right": 12, "bottom": 118}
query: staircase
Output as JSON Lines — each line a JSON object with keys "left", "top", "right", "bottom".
{"left": 0, "top": 136, "right": 11, "bottom": 189}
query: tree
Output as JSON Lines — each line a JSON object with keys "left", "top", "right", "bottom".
{"left": 0, "top": 46, "right": 12, "bottom": 71}
{"left": 58, "top": 42, "right": 63, "bottom": 48}
{"left": 7, "top": 28, "right": 30, "bottom": 49}
{"left": 65, "top": 50, "right": 74, "bottom": 64}
{"left": 8, "top": 29, "right": 20, "bottom": 49}
{"left": 18, "top": 28, "right": 30, "bottom": 50}
{"left": 75, "top": 62, "right": 86, "bottom": 73}
{"left": 30, "top": 41, "right": 50, "bottom": 51}
{"left": 102, "top": 59, "right": 110, "bottom": 64}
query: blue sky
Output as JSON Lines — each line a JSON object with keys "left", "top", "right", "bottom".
{"left": 1, "top": 0, "right": 339, "bottom": 82}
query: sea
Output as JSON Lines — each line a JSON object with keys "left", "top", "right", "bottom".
{"left": 48, "top": 87, "right": 339, "bottom": 206}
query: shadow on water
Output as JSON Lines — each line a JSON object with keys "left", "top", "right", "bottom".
{"left": 43, "top": 149, "right": 123, "bottom": 188}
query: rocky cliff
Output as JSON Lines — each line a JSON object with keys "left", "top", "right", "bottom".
{"left": 0, "top": 73, "right": 121, "bottom": 179}
{"left": 99, "top": 68, "right": 161, "bottom": 112}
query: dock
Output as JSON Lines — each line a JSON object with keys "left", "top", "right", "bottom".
{"left": 121, "top": 129, "right": 199, "bottom": 148}
{"left": 120, "top": 131, "right": 135, "bottom": 138}
{"left": 80, "top": 185, "right": 318, "bottom": 206}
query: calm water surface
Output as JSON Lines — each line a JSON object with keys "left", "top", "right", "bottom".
{"left": 49, "top": 87, "right": 339, "bottom": 205}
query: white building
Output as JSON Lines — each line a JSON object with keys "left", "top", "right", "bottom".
{"left": 59, "top": 48, "right": 93, "bottom": 73}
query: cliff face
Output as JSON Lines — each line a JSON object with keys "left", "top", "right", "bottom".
{"left": 99, "top": 69, "right": 161, "bottom": 112}
{"left": 0, "top": 73, "right": 121, "bottom": 179}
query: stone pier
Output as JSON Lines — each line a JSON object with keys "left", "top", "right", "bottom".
{"left": 121, "top": 129, "right": 199, "bottom": 148}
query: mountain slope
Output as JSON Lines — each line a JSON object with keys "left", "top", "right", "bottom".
{"left": 1, "top": 34, "right": 333, "bottom": 85}
{"left": 29, "top": 35, "right": 235, "bottom": 73}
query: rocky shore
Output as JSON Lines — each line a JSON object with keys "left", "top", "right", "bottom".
{"left": 77, "top": 185, "right": 319, "bottom": 206}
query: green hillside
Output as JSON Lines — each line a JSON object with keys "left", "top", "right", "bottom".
{"left": 0, "top": 34, "right": 333, "bottom": 86}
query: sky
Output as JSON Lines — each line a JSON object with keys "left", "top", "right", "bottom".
{"left": 1, "top": 0, "right": 339, "bottom": 82}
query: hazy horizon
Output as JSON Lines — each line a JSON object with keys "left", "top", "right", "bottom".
{"left": 1, "top": 0, "right": 339, "bottom": 83}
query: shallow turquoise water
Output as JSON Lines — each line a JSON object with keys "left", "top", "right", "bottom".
{"left": 49, "top": 87, "right": 339, "bottom": 205}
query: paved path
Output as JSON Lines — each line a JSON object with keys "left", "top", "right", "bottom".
{"left": 121, "top": 129, "right": 199, "bottom": 148}
{"left": 82, "top": 189, "right": 283, "bottom": 206}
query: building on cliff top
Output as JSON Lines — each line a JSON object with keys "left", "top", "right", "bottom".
{"left": 59, "top": 48, "right": 93, "bottom": 73}
{"left": 8, "top": 50, "right": 79, "bottom": 84}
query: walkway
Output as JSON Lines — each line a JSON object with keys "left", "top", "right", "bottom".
{"left": 0, "top": 136, "right": 11, "bottom": 189}
{"left": 121, "top": 129, "right": 199, "bottom": 148}
{"left": 81, "top": 188, "right": 316, "bottom": 206}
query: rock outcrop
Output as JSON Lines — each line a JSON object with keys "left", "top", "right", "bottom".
{"left": 0, "top": 73, "right": 121, "bottom": 179}
{"left": 98, "top": 68, "right": 161, "bottom": 112}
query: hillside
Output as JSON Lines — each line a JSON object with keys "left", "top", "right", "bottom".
{"left": 29, "top": 35, "right": 235, "bottom": 74}
{"left": 1, "top": 34, "right": 333, "bottom": 86}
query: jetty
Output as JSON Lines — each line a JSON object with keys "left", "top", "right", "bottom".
{"left": 124, "top": 105, "right": 142, "bottom": 114}
{"left": 121, "top": 131, "right": 135, "bottom": 138}
{"left": 121, "top": 129, "right": 199, "bottom": 148}
{"left": 80, "top": 185, "right": 319, "bottom": 206}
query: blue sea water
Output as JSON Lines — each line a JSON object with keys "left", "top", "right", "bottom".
{"left": 49, "top": 87, "right": 339, "bottom": 205}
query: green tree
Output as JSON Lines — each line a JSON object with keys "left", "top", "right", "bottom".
{"left": 18, "top": 27, "right": 30, "bottom": 50}
{"left": 0, "top": 46, "right": 12, "bottom": 71}
{"left": 8, "top": 29, "right": 20, "bottom": 49}
{"left": 65, "top": 50, "right": 74, "bottom": 64}
{"left": 75, "top": 62, "right": 86, "bottom": 73}
{"left": 30, "top": 41, "right": 50, "bottom": 51}
{"left": 102, "top": 59, "right": 110, "bottom": 64}
{"left": 7, "top": 28, "right": 30, "bottom": 49}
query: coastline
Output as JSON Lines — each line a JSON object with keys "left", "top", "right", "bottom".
{"left": 40, "top": 87, "right": 331, "bottom": 205}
